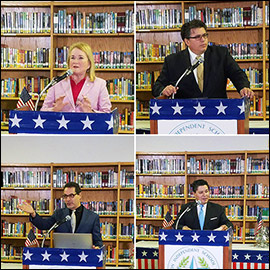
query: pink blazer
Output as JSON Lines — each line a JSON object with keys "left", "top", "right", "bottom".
{"left": 41, "top": 76, "right": 112, "bottom": 113}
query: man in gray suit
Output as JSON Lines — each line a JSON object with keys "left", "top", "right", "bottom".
{"left": 18, "top": 182, "right": 103, "bottom": 247}
{"left": 173, "top": 179, "right": 233, "bottom": 231}
{"left": 152, "top": 19, "right": 254, "bottom": 100}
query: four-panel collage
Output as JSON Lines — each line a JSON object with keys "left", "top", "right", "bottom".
{"left": 1, "top": 1, "right": 269, "bottom": 269}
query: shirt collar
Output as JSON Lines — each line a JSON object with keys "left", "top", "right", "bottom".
{"left": 188, "top": 47, "right": 205, "bottom": 65}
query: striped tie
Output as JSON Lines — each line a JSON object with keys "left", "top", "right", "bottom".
{"left": 196, "top": 55, "right": 204, "bottom": 92}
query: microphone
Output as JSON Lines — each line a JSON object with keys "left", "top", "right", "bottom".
{"left": 175, "top": 201, "right": 200, "bottom": 229}
{"left": 41, "top": 215, "right": 71, "bottom": 247}
{"left": 171, "top": 56, "right": 204, "bottom": 99}
{"left": 51, "top": 69, "right": 73, "bottom": 86}
{"left": 34, "top": 69, "right": 73, "bottom": 111}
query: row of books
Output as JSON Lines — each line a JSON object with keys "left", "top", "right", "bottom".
{"left": 119, "top": 223, "right": 134, "bottom": 238}
{"left": 246, "top": 157, "right": 269, "bottom": 173}
{"left": 1, "top": 244, "right": 23, "bottom": 260}
{"left": 1, "top": 11, "right": 51, "bottom": 34}
{"left": 118, "top": 249, "right": 131, "bottom": 263}
{"left": 55, "top": 46, "right": 134, "bottom": 69}
{"left": 246, "top": 184, "right": 269, "bottom": 198}
{"left": 1, "top": 76, "right": 50, "bottom": 97}
{"left": 119, "top": 199, "right": 134, "bottom": 215}
{"left": 136, "top": 41, "right": 181, "bottom": 62}
{"left": 217, "top": 42, "right": 264, "bottom": 59}
{"left": 136, "top": 70, "right": 160, "bottom": 90}
{"left": 2, "top": 170, "right": 51, "bottom": 188}
{"left": 119, "top": 110, "right": 134, "bottom": 132}
{"left": 107, "top": 78, "right": 134, "bottom": 100}
{"left": 187, "top": 157, "right": 245, "bottom": 174}
{"left": 1, "top": 47, "right": 50, "bottom": 68}
{"left": 136, "top": 100, "right": 150, "bottom": 117}
{"left": 100, "top": 221, "right": 117, "bottom": 239}
{"left": 52, "top": 169, "right": 118, "bottom": 188}
{"left": 225, "top": 205, "right": 243, "bottom": 219}
{"left": 1, "top": 198, "right": 50, "bottom": 215}
{"left": 106, "top": 245, "right": 116, "bottom": 263}
{"left": 54, "top": 10, "right": 134, "bottom": 34}
{"left": 185, "top": 5, "right": 266, "bottom": 27}
{"left": 136, "top": 8, "right": 182, "bottom": 30}
{"left": 136, "top": 184, "right": 185, "bottom": 198}
{"left": 136, "top": 158, "right": 186, "bottom": 174}
{"left": 119, "top": 170, "right": 134, "bottom": 188}
{"left": 209, "top": 186, "right": 244, "bottom": 198}
{"left": 246, "top": 206, "right": 269, "bottom": 219}
{"left": 136, "top": 224, "right": 160, "bottom": 238}
{"left": 136, "top": 203, "right": 182, "bottom": 219}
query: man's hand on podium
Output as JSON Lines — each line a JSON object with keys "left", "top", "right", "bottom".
{"left": 182, "top": 226, "right": 192, "bottom": 230}
{"left": 161, "top": 85, "right": 179, "bottom": 98}
{"left": 240, "top": 87, "right": 255, "bottom": 99}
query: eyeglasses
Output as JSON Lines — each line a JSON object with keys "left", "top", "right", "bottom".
{"left": 188, "top": 33, "right": 208, "bottom": 41}
{"left": 62, "top": 193, "right": 77, "bottom": 199}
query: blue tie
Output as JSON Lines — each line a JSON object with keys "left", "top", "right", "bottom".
{"left": 199, "top": 204, "right": 204, "bottom": 230}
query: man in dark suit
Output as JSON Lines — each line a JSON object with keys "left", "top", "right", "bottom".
{"left": 18, "top": 182, "right": 103, "bottom": 247}
{"left": 173, "top": 179, "right": 233, "bottom": 231}
{"left": 152, "top": 19, "right": 254, "bottom": 99}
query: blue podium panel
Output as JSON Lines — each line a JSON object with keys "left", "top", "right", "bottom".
{"left": 23, "top": 247, "right": 104, "bottom": 268}
{"left": 9, "top": 109, "right": 119, "bottom": 134}
{"left": 150, "top": 98, "right": 249, "bottom": 120}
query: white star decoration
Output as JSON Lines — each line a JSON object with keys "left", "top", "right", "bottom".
{"left": 33, "top": 114, "right": 46, "bottom": 129}
{"left": 41, "top": 250, "right": 51, "bottom": 261}
{"left": 191, "top": 232, "right": 200, "bottom": 242}
{"left": 224, "top": 232, "right": 230, "bottom": 242}
{"left": 238, "top": 101, "right": 245, "bottom": 114}
{"left": 81, "top": 116, "right": 94, "bottom": 130}
{"left": 232, "top": 253, "right": 239, "bottom": 260}
{"left": 105, "top": 116, "right": 113, "bottom": 130}
{"left": 215, "top": 102, "right": 228, "bottom": 115}
{"left": 78, "top": 251, "right": 88, "bottom": 262}
{"left": 10, "top": 114, "right": 23, "bottom": 128}
{"left": 171, "top": 102, "right": 184, "bottom": 115}
{"left": 97, "top": 251, "right": 103, "bottom": 262}
{"left": 23, "top": 250, "right": 33, "bottom": 261}
{"left": 151, "top": 102, "right": 162, "bottom": 115}
{"left": 244, "top": 253, "right": 251, "bottom": 260}
{"left": 159, "top": 231, "right": 168, "bottom": 241}
{"left": 193, "top": 102, "right": 206, "bottom": 115}
{"left": 256, "top": 254, "right": 263, "bottom": 260}
{"left": 207, "top": 233, "right": 216, "bottom": 242}
{"left": 57, "top": 115, "right": 70, "bottom": 129}
{"left": 175, "top": 232, "right": 184, "bottom": 242}
{"left": 60, "top": 251, "right": 70, "bottom": 262}
{"left": 153, "top": 251, "right": 158, "bottom": 257}
{"left": 142, "top": 250, "right": 147, "bottom": 257}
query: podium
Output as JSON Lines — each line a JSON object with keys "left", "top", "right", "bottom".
{"left": 158, "top": 229, "right": 233, "bottom": 269}
{"left": 150, "top": 98, "right": 250, "bottom": 134}
{"left": 9, "top": 108, "right": 119, "bottom": 134}
{"left": 22, "top": 247, "right": 105, "bottom": 269}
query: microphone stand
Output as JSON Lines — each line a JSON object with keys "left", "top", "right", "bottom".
{"left": 175, "top": 204, "right": 193, "bottom": 230}
{"left": 34, "top": 78, "right": 57, "bottom": 111}
{"left": 41, "top": 222, "right": 58, "bottom": 248}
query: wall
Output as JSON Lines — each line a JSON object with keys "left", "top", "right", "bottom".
{"left": 1, "top": 135, "right": 134, "bottom": 163}
{"left": 136, "top": 135, "right": 269, "bottom": 152}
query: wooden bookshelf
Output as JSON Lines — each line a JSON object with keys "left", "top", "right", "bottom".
{"left": 1, "top": 162, "right": 134, "bottom": 267}
{"left": 1, "top": 1, "right": 135, "bottom": 134}
{"left": 136, "top": 150, "right": 269, "bottom": 244}
{"left": 135, "top": 1, "right": 269, "bottom": 131}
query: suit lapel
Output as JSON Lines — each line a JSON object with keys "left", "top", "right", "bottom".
{"left": 63, "top": 78, "right": 76, "bottom": 109}
{"left": 191, "top": 206, "right": 201, "bottom": 229}
{"left": 77, "top": 77, "right": 93, "bottom": 103}
{"left": 203, "top": 47, "right": 211, "bottom": 95}
{"left": 63, "top": 208, "right": 72, "bottom": 232}
{"left": 76, "top": 206, "right": 88, "bottom": 232}
{"left": 204, "top": 202, "right": 212, "bottom": 229}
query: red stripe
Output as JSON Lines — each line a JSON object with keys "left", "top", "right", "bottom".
{"left": 138, "top": 259, "right": 141, "bottom": 269}
{"left": 262, "top": 263, "right": 265, "bottom": 269}
{"left": 247, "top": 262, "right": 251, "bottom": 269}
{"left": 254, "top": 263, "right": 258, "bottom": 269}
{"left": 26, "top": 100, "right": 35, "bottom": 110}
{"left": 144, "top": 259, "right": 148, "bottom": 269}
{"left": 151, "top": 259, "right": 155, "bottom": 269}
{"left": 240, "top": 262, "right": 244, "bottom": 269}
{"left": 17, "top": 100, "right": 25, "bottom": 108}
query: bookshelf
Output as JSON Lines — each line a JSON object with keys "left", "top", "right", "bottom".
{"left": 136, "top": 150, "right": 269, "bottom": 244}
{"left": 135, "top": 1, "right": 269, "bottom": 132}
{"left": 1, "top": 162, "right": 134, "bottom": 267}
{"left": 1, "top": 1, "right": 135, "bottom": 134}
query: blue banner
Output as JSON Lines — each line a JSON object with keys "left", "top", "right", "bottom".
{"left": 23, "top": 247, "right": 104, "bottom": 267}
{"left": 9, "top": 109, "right": 119, "bottom": 134}
{"left": 158, "top": 229, "right": 233, "bottom": 246}
{"left": 150, "top": 98, "right": 249, "bottom": 120}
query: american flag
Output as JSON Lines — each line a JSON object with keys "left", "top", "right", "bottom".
{"left": 17, "top": 86, "right": 35, "bottom": 111}
{"left": 162, "top": 211, "right": 174, "bottom": 228}
{"left": 255, "top": 210, "right": 263, "bottom": 235}
{"left": 25, "top": 229, "right": 39, "bottom": 247}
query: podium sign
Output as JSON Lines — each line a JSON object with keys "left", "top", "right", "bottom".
{"left": 22, "top": 247, "right": 105, "bottom": 269}
{"left": 158, "top": 229, "right": 233, "bottom": 269}
{"left": 150, "top": 98, "right": 250, "bottom": 134}
{"left": 9, "top": 109, "right": 119, "bottom": 134}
